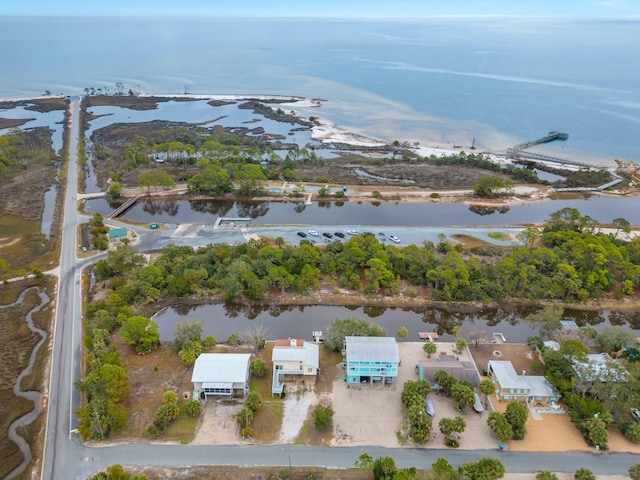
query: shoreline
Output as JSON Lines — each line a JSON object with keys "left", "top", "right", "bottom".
{"left": 2, "top": 92, "right": 625, "bottom": 173}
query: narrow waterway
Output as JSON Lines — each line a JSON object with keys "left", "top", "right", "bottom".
{"left": 153, "top": 302, "right": 640, "bottom": 344}
{"left": 5, "top": 287, "right": 50, "bottom": 480}
{"left": 86, "top": 194, "right": 640, "bottom": 227}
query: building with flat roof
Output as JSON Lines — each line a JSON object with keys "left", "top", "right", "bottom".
{"left": 107, "top": 227, "right": 128, "bottom": 243}
{"left": 272, "top": 339, "right": 319, "bottom": 395}
{"left": 344, "top": 336, "right": 399, "bottom": 387}
{"left": 191, "top": 353, "right": 251, "bottom": 400}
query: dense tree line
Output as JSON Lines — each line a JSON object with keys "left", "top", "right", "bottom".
{"left": 543, "top": 340, "right": 640, "bottom": 446}
{"left": 93, "top": 210, "right": 640, "bottom": 308}
{"left": 77, "top": 246, "right": 154, "bottom": 439}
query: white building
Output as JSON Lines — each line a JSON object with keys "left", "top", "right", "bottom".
{"left": 271, "top": 339, "right": 319, "bottom": 395}
{"left": 191, "top": 353, "right": 251, "bottom": 400}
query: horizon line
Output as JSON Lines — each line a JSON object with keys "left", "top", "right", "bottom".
{"left": 1, "top": 13, "right": 639, "bottom": 20}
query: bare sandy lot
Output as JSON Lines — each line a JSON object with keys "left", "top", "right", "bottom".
{"left": 330, "top": 342, "right": 497, "bottom": 449}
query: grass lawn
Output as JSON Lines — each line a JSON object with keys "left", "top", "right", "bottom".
{"left": 161, "top": 415, "right": 198, "bottom": 444}
{"left": 250, "top": 342, "right": 285, "bottom": 442}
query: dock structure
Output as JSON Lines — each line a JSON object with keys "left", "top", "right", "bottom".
{"left": 419, "top": 332, "right": 439, "bottom": 341}
{"left": 506, "top": 131, "right": 624, "bottom": 192}
{"left": 509, "top": 131, "right": 569, "bottom": 153}
{"left": 213, "top": 217, "right": 251, "bottom": 229}
{"left": 107, "top": 194, "right": 142, "bottom": 218}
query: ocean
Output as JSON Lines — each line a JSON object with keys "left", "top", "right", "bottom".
{"left": 0, "top": 16, "right": 638, "bottom": 164}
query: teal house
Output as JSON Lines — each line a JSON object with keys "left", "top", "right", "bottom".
{"left": 344, "top": 336, "right": 399, "bottom": 387}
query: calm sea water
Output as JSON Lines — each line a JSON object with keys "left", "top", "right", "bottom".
{"left": 0, "top": 16, "right": 638, "bottom": 164}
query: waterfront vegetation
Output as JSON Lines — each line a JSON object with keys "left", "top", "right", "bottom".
{"left": 93, "top": 208, "right": 640, "bottom": 305}
{"left": 77, "top": 206, "right": 640, "bottom": 441}
{"left": 0, "top": 279, "right": 53, "bottom": 479}
{"left": 0, "top": 125, "right": 63, "bottom": 278}
{"left": 531, "top": 332, "right": 640, "bottom": 446}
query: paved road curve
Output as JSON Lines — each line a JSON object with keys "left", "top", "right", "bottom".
{"left": 40, "top": 98, "right": 638, "bottom": 480}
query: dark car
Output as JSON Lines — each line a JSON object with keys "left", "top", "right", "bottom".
{"left": 297, "top": 231, "right": 307, "bottom": 237}
{"left": 322, "top": 232, "right": 333, "bottom": 239}
{"left": 363, "top": 231, "right": 375, "bottom": 236}
{"left": 334, "top": 231, "right": 345, "bottom": 238}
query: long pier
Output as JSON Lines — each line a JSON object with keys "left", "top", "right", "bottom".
{"left": 506, "top": 131, "right": 624, "bottom": 192}
{"left": 509, "top": 131, "right": 569, "bottom": 152}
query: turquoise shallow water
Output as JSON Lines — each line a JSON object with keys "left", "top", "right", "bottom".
{"left": 0, "top": 16, "right": 638, "bottom": 163}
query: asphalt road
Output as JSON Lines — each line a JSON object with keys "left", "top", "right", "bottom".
{"left": 39, "top": 98, "right": 638, "bottom": 480}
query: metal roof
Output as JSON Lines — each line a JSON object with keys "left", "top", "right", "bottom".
{"left": 488, "top": 360, "right": 530, "bottom": 390}
{"left": 108, "top": 227, "right": 127, "bottom": 238}
{"left": 272, "top": 342, "right": 319, "bottom": 369}
{"left": 525, "top": 376, "right": 558, "bottom": 398}
{"left": 191, "top": 353, "right": 251, "bottom": 384}
{"left": 345, "top": 336, "right": 399, "bottom": 363}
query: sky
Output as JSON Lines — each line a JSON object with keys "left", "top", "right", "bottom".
{"left": 3, "top": 0, "right": 640, "bottom": 17}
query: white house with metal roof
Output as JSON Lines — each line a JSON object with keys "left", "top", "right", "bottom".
{"left": 488, "top": 360, "right": 560, "bottom": 405}
{"left": 344, "top": 336, "right": 399, "bottom": 387}
{"left": 191, "top": 353, "right": 251, "bottom": 400}
{"left": 271, "top": 339, "right": 319, "bottom": 395}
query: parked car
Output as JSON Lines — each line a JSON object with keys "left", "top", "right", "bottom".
{"left": 297, "top": 231, "right": 307, "bottom": 238}
{"left": 347, "top": 230, "right": 358, "bottom": 235}
{"left": 308, "top": 230, "right": 319, "bottom": 237}
{"left": 334, "top": 231, "right": 345, "bottom": 238}
{"left": 632, "top": 408, "right": 640, "bottom": 422}
{"left": 322, "top": 232, "right": 333, "bottom": 239}
{"left": 389, "top": 235, "right": 400, "bottom": 244}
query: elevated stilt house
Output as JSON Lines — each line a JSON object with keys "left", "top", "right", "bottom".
{"left": 191, "top": 353, "right": 251, "bottom": 400}
{"left": 271, "top": 339, "right": 319, "bottom": 395}
{"left": 343, "top": 336, "right": 399, "bottom": 387}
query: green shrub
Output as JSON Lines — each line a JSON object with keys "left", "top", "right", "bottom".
{"left": 312, "top": 404, "right": 334, "bottom": 429}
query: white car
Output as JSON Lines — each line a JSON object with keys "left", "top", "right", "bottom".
{"left": 389, "top": 235, "right": 400, "bottom": 244}
{"left": 347, "top": 230, "right": 358, "bottom": 235}
{"left": 308, "top": 229, "right": 319, "bottom": 237}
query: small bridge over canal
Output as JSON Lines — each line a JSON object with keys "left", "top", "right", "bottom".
{"left": 107, "top": 194, "right": 142, "bottom": 218}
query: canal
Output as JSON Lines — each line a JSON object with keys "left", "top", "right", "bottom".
{"left": 85, "top": 194, "right": 640, "bottom": 227}
{"left": 154, "top": 302, "right": 640, "bottom": 343}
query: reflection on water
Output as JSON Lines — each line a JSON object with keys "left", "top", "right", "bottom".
{"left": 154, "top": 302, "right": 640, "bottom": 343}
{"left": 85, "top": 195, "right": 640, "bottom": 227}
{"left": 141, "top": 198, "right": 179, "bottom": 216}
{"left": 189, "top": 199, "right": 270, "bottom": 219}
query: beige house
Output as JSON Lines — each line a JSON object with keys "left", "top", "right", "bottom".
{"left": 272, "top": 339, "right": 319, "bottom": 395}
{"left": 488, "top": 360, "right": 560, "bottom": 406}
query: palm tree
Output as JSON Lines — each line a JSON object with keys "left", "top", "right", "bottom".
{"left": 423, "top": 340, "right": 437, "bottom": 358}
{"left": 479, "top": 379, "right": 495, "bottom": 407}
